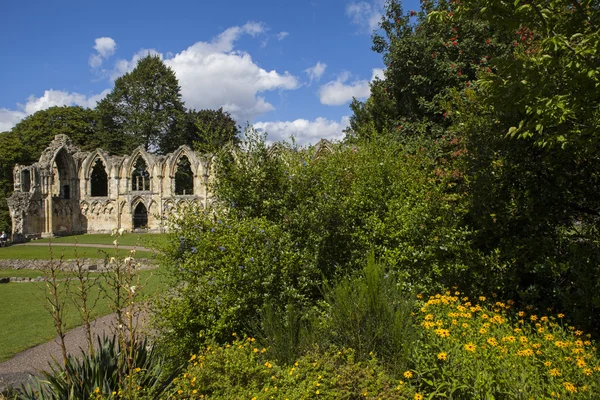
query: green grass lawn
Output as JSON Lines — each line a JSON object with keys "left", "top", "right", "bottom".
{"left": 0, "top": 245, "right": 156, "bottom": 260}
{"left": 0, "top": 269, "right": 69, "bottom": 279}
{"left": 0, "top": 269, "right": 165, "bottom": 362}
{"left": 33, "top": 233, "right": 169, "bottom": 248}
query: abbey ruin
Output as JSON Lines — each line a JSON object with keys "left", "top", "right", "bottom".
{"left": 7, "top": 134, "right": 211, "bottom": 242}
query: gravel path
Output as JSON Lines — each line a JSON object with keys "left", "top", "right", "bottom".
{"left": 0, "top": 312, "right": 147, "bottom": 392}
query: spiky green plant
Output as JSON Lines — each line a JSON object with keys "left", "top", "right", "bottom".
{"left": 17, "top": 335, "right": 178, "bottom": 400}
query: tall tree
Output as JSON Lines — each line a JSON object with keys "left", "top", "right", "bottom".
{"left": 346, "top": 0, "right": 513, "bottom": 142}
{"left": 168, "top": 108, "right": 240, "bottom": 154}
{"left": 96, "top": 55, "right": 185, "bottom": 154}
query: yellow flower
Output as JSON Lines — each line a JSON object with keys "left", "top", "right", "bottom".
{"left": 583, "top": 368, "right": 592, "bottom": 376}
{"left": 435, "top": 328, "right": 450, "bottom": 338}
{"left": 479, "top": 296, "right": 486, "bottom": 302}
{"left": 549, "top": 368, "right": 561, "bottom": 377}
{"left": 544, "top": 361, "right": 552, "bottom": 367}
{"left": 316, "top": 390, "right": 320, "bottom": 395}
{"left": 557, "top": 313, "right": 565, "bottom": 319}
{"left": 575, "top": 330, "right": 583, "bottom": 336}
{"left": 464, "top": 343, "right": 476, "bottom": 352}
{"left": 415, "top": 394, "right": 423, "bottom": 400}
{"left": 94, "top": 387, "right": 101, "bottom": 394}
{"left": 530, "top": 315, "right": 538, "bottom": 321}
{"left": 437, "top": 352, "right": 448, "bottom": 360}
{"left": 517, "top": 349, "right": 534, "bottom": 357}
{"left": 425, "top": 314, "right": 434, "bottom": 321}
{"left": 563, "top": 382, "right": 577, "bottom": 393}
{"left": 519, "top": 336, "right": 528, "bottom": 344}
{"left": 479, "top": 328, "right": 487, "bottom": 334}
{"left": 403, "top": 370, "right": 413, "bottom": 379}
{"left": 576, "top": 358, "right": 587, "bottom": 368}
{"left": 487, "top": 337, "right": 498, "bottom": 347}
{"left": 518, "top": 311, "right": 526, "bottom": 317}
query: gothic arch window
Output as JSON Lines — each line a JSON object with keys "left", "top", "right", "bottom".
{"left": 174, "top": 155, "right": 194, "bottom": 195}
{"left": 90, "top": 158, "right": 108, "bottom": 197}
{"left": 133, "top": 202, "right": 148, "bottom": 229}
{"left": 21, "top": 170, "right": 31, "bottom": 192}
{"left": 52, "top": 148, "right": 73, "bottom": 199}
{"left": 131, "top": 156, "right": 150, "bottom": 191}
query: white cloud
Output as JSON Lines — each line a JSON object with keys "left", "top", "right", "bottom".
{"left": 254, "top": 116, "right": 350, "bottom": 145}
{"left": 89, "top": 37, "right": 116, "bottom": 68}
{"left": 162, "top": 22, "right": 298, "bottom": 122}
{"left": 0, "top": 109, "right": 27, "bottom": 132}
{"left": 318, "top": 68, "right": 384, "bottom": 106}
{"left": 111, "top": 48, "right": 162, "bottom": 80}
{"left": 346, "top": 1, "right": 384, "bottom": 32}
{"left": 276, "top": 31, "right": 289, "bottom": 41}
{"left": 305, "top": 62, "right": 327, "bottom": 85}
{"left": 0, "top": 89, "right": 109, "bottom": 131}
{"left": 0, "top": 22, "right": 297, "bottom": 131}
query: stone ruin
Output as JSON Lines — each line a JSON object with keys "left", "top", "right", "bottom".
{"left": 7, "top": 134, "right": 211, "bottom": 242}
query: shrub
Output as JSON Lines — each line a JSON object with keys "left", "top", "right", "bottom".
{"left": 169, "top": 337, "right": 415, "bottom": 399}
{"left": 18, "top": 335, "right": 176, "bottom": 400}
{"left": 154, "top": 211, "right": 317, "bottom": 360}
{"left": 320, "top": 253, "right": 417, "bottom": 376}
{"left": 408, "top": 292, "right": 600, "bottom": 398}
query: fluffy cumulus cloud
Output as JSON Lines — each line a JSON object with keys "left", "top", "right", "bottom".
{"left": 318, "top": 68, "right": 384, "bottom": 106}
{"left": 0, "top": 109, "right": 27, "bottom": 132}
{"left": 0, "top": 89, "right": 110, "bottom": 132}
{"left": 346, "top": 0, "right": 384, "bottom": 32}
{"left": 162, "top": 22, "right": 299, "bottom": 122}
{"left": 89, "top": 37, "right": 117, "bottom": 68}
{"left": 0, "top": 22, "right": 300, "bottom": 131}
{"left": 254, "top": 116, "right": 350, "bottom": 145}
{"left": 305, "top": 62, "right": 327, "bottom": 85}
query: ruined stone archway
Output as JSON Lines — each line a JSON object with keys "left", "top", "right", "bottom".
{"left": 132, "top": 202, "right": 148, "bottom": 229}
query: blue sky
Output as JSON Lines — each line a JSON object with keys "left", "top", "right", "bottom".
{"left": 0, "top": 0, "right": 419, "bottom": 145}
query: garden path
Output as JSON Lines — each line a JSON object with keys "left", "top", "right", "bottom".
{"left": 0, "top": 312, "right": 148, "bottom": 393}
{"left": 13, "top": 242, "right": 154, "bottom": 252}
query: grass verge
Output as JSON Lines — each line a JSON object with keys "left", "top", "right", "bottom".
{"left": 0, "top": 246, "right": 155, "bottom": 260}
{"left": 31, "top": 233, "right": 169, "bottom": 248}
{"left": 0, "top": 269, "right": 165, "bottom": 362}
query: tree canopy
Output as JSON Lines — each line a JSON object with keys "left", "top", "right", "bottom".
{"left": 96, "top": 55, "right": 185, "bottom": 154}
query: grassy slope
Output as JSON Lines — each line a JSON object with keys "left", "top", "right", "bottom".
{"left": 0, "top": 246, "right": 155, "bottom": 260}
{"left": 0, "top": 269, "right": 165, "bottom": 362}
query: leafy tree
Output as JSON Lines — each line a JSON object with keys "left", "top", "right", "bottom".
{"left": 96, "top": 55, "right": 185, "bottom": 154}
{"left": 347, "top": 0, "right": 513, "bottom": 142}
{"left": 167, "top": 108, "right": 240, "bottom": 154}
{"left": 447, "top": 0, "right": 600, "bottom": 331}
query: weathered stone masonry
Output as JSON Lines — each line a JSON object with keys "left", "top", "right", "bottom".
{"left": 7, "top": 134, "right": 211, "bottom": 241}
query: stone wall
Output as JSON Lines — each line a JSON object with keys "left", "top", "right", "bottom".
{"left": 7, "top": 134, "right": 211, "bottom": 241}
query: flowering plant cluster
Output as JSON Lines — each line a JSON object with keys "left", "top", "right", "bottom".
{"left": 169, "top": 335, "right": 414, "bottom": 400}
{"left": 408, "top": 292, "right": 599, "bottom": 398}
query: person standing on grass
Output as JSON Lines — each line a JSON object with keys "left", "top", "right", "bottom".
{"left": 0, "top": 231, "right": 6, "bottom": 246}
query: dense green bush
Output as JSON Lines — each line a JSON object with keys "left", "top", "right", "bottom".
{"left": 155, "top": 131, "right": 476, "bottom": 361}
{"left": 169, "top": 338, "right": 414, "bottom": 399}
{"left": 154, "top": 212, "right": 318, "bottom": 360}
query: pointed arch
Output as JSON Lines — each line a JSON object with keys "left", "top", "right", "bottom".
{"left": 90, "top": 158, "right": 109, "bottom": 197}
{"left": 131, "top": 155, "right": 150, "bottom": 191}
{"left": 174, "top": 154, "right": 194, "bottom": 195}
{"left": 51, "top": 147, "right": 77, "bottom": 199}
{"left": 132, "top": 201, "right": 148, "bottom": 229}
